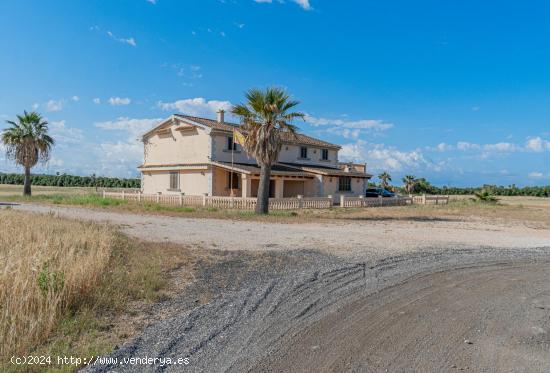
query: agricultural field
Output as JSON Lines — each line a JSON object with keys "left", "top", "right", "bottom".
{"left": 2, "top": 186, "right": 550, "bottom": 371}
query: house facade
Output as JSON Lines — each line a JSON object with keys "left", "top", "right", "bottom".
{"left": 138, "top": 111, "right": 372, "bottom": 203}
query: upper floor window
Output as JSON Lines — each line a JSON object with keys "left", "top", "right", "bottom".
{"left": 227, "top": 136, "right": 237, "bottom": 151}
{"left": 338, "top": 176, "right": 351, "bottom": 192}
{"left": 169, "top": 171, "right": 179, "bottom": 190}
{"left": 321, "top": 149, "right": 329, "bottom": 160}
{"left": 300, "top": 146, "right": 308, "bottom": 159}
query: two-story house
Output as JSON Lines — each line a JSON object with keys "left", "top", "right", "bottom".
{"left": 138, "top": 111, "right": 372, "bottom": 202}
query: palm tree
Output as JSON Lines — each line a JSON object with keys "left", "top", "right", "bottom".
{"left": 2, "top": 111, "right": 54, "bottom": 196}
{"left": 402, "top": 175, "right": 417, "bottom": 195}
{"left": 378, "top": 171, "right": 392, "bottom": 189}
{"left": 231, "top": 87, "right": 304, "bottom": 214}
{"left": 472, "top": 188, "right": 498, "bottom": 203}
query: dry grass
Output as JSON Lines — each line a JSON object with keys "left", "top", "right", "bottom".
{"left": 0, "top": 209, "right": 208, "bottom": 372}
{"left": 2, "top": 184, "right": 550, "bottom": 226}
{"left": 0, "top": 184, "right": 99, "bottom": 197}
{"left": 314, "top": 197, "right": 550, "bottom": 227}
{"left": 0, "top": 210, "right": 115, "bottom": 360}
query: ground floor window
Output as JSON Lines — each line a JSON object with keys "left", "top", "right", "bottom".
{"left": 338, "top": 176, "right": 351, "bottom": 191}
{"left": 169, "top": 171, "right": 179, "bottom": 190}
{"left": 227, "top": 172, "right": 240, "bottom": 189}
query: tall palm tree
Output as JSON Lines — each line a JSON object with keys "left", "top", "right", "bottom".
{"left": 231, "top": 87, "right": 304, "bottom": 214}
{"left": 378, "top": 171, "right": 392, "bottom": 189}
{"left": 402, "top": 175, "right": 417, "bottom": 195}
{"left": 2, "top": 111, "right": 54, "bottom": 195}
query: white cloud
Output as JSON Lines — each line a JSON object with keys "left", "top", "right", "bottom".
{"left": 94, "top": 117, "right": 161, "bottom": 139}
{"left": 49, "top": 120, "right": 83, "bottom": 144}
{"left": 147, "top": 0, "right": 157, "bottom": 4}
{"left": 46, "top": 99, "right": 64, "bottom": 112}
{"left": 107, "top": 31, "right": 137, "bottom": 47}
{"left": 340, "top": 140, "right": 437, "bottom": 173}
{"left": 95, "top": 141, "right": 143, "bottom": 177}
{"left": 157, "top": 97, "right": 232, "bottom": 116}
{"left": 525, "top": 137, "right": 550, "bottom": 152}
{"left": 528, "top": 172, "right": 544, "bottom": 178}
{"left": 426, "top": 142, "right": 454, "bottom": 152}
{"left": 342, "top": 128, "right": 360, "bottom": 139}
{"left": 482, "top": 142, "right": 518, "bottom": 152}
{"left": 94, "top": 116, "right": 163, "bottom": 177}
{"left": 456, "top": 141, "right": 480, "bottom": 151}
{"left": 293, "top": 0, "right": 311, "bottom": 10}
{"left": 71, "top": 95, "right": 79, "bottom": 102}
{"left": 93, "top": 98, "right": 101, "bottom": 104}
{"left": 166, "top": 64, "right": 203, "bottom": 80}
{"left": 253, "top": 0, "right": 312, "bottom": 10}
{"left": 108, "top": 97, "right": 131, "bottom": 106}
{"left": 305, "top": 114, "right": 393, "bottom": 131}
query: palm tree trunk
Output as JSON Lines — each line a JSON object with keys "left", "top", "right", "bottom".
{"left": 23, "top": 166, "right": 32, "bottom": 196}
{"left": 256, "top": 163, "right": 271, "bottom": 214}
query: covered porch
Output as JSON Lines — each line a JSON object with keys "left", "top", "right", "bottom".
{"left": 211, "top": 162, "right": 316, "bottom": 198}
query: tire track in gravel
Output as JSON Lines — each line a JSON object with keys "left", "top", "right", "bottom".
{"left": 82, "top": 247, "right": 550, "bottom": 373}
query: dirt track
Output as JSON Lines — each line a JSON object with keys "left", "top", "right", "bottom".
{"left": 11, "top": 203, "right": 550, "bottom": 260}
{"left": 253, "top": 261, "right": 550, "bottom": 372}
{"left": 7, "top": 203, "right": 550, "bottom": 372}
{"left": 79, "top": 247, "right": 550, "bottom": 373}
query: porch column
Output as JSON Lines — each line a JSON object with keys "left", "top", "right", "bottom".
{"left": 241, "top": 174, "right": 252, "bottom": 197}
{"left": 275, "top": 178, "right": 284, "bottom": 198}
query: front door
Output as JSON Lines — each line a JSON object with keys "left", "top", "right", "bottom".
{"left": 269, "top": 180, "right": 275, "bottom": 198}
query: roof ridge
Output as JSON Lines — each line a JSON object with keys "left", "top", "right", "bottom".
{"left": 175, "top": 113, "right": 239, "bottom": 126}
{"left": 173, "top": 113, "right": 341, "bottom": 149}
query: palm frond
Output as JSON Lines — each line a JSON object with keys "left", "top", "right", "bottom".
{"left": 1, "top": 111, "right": 54, "bottom": 168}
{"left": 231, "top": 87, "right": 303, "bottom": 166}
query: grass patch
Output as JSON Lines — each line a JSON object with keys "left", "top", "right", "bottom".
{"left": 0, "top": 210, "right": 203, "bottom": 372}
{"left": 51, "top": 194, "right": 127, "bottom": 207}
{"left": 0, "top": 210, "right": 114, "bottom": 369}
{"left": 6, "top": 193, "right": 127, "bottom": 207}
{"left": 3, "top": 184, "right": 549, "bottom": 226}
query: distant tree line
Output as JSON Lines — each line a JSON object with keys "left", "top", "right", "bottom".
{"left": 0, "top": 172, "right": 140, "bottom": 189}
{"left": 406, "top": 178, "right": 550, "bottom": 197}
{"left": 371, "top": 172, "right": 550, "bottom": 197}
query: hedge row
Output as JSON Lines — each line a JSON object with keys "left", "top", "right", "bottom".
{"left": 0, "top": 173, "right": 140, "bottom": 188}
{"left": 371, "top": 178, "right": 550, "bottom": 197}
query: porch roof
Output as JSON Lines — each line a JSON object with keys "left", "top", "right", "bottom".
{"left": 212, "top": 161, "right": 314, "bottom": 178}
{"left": 137, "top": 163, "right": 209, "bottom": 171}
{"left": 279, "top": 162, "right": 373, "bottom": 179}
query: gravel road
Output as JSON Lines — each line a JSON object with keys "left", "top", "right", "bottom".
{"left": 11, "top": 203, "right": 550, "bottom": 260}
{"left": 81, "top": 247, "right": 550, "bottom": 373}
{"left": 7, "top": 203, "right": 550, "bottom": 372}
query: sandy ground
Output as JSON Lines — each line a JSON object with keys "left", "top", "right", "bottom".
{"left": 254, "top": 261, "right": 550, "bottom": 373}
{"left": 5, "top": 201, "right": 550, "bottom": 372}
{"left": 80, "top": 248, "right": 550, "bottom": 373}
{"left": 10, "top": 202, "right": 550, "bottom": 261}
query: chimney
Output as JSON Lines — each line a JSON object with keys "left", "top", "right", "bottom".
{"left": 217, "top": 109, "right": 225, "bottom": 123}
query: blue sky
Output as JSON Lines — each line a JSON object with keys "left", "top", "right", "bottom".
{"left": 1, "top": 0, "right": 550, "bottom": 186}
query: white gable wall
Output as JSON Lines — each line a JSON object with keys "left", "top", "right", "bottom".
{"left": 144, "top": 126, "right": 211, "bottom": 165}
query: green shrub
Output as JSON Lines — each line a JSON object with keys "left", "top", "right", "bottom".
{"left": 37, "top": 264, "right": 65, "bottom": 296}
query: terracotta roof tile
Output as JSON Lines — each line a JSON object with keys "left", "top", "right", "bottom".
{"left": 279, "top": 162, "right": 373, "bottom": 178}
{"left": 213, "top": 161, "right": 314, "bottom": 177}
{"left": 175, "top": 114, "right": 341, "bottom": 149}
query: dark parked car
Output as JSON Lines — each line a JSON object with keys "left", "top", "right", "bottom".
{"left": 365, "top": 188, "right": 395, "bottom": 198}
